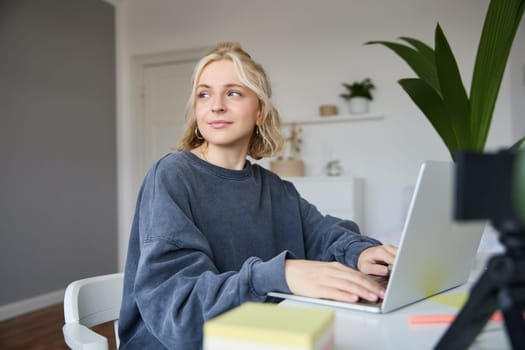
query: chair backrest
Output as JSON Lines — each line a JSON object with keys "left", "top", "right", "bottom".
{"left": 63, "top": 273, "right": 124, "bottom": 350}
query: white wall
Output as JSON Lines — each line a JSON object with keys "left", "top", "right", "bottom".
{"left": 116, "top": 0, "right": 524, "bottom": 268}
{"left": 511, "top": 15, "right": 525, "bottom": 144}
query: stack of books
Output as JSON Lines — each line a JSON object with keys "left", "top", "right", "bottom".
{"left": 203, "top": 302, "right": 335, "bottom": 350}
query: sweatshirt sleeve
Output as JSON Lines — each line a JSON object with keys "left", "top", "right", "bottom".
{"left": 132, "top": 164, "right": 291, "bottom": 348}
{"left": 297, "top": 196, "right": 382, "bottom": 269}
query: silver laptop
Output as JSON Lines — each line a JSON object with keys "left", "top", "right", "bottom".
{"left": 268, "top": 161, "right": 485, "bottom": 313}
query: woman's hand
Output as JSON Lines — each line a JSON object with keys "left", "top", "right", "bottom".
{"left": 357, "top": 244, "right": 398, "bottom": 276}
{"left": 284, "top": 259, "right": 386, "bottom": 303}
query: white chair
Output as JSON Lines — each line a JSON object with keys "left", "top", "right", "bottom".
{"left": 63, "top": 273, "right": 124, "bottom": 350}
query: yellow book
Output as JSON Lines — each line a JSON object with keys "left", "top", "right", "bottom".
{"left": 203, "top": 302, "right": 335, "bottom": 350}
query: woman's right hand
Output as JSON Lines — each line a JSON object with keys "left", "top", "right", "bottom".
{"left": 284, "top": 259, "right": 386, "bottom": 303}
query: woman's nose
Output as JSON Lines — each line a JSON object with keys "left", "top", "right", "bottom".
{"left": 211, "top": 96, "right": 226, "bottom": 113}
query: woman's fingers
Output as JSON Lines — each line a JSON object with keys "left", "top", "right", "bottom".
{"left": 323, "top": 263, "right": 385, "bottom": 299}
{"left": 284, "top": 260, "right": 386, "bottom": 303}
{"left": 317, "top": 285, "right": 359, "bottom": 303}
{"left": 363, "top": 263, "right": 390, "bottom": 276}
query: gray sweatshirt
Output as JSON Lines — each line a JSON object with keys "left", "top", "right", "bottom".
{"left": 118, "top": 150, "right": 381, "bottom": 349}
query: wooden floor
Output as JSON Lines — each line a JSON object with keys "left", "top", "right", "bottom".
{"left": 0, "top": 304, "right": 116, "bottom": 350}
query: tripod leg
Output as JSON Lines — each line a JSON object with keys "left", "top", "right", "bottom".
{"left": 434, "top": 267, "right": 498, "bottom": 350}
{"left": 499, "top": 287, "right": 525, "bottom": 349}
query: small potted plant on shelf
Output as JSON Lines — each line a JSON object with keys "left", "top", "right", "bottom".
{"left": 339, "top": 78, "right": 375, "bottom": 114}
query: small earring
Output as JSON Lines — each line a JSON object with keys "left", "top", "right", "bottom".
{"left": 255, "top": 126, "right": 260, "bottom": 136}
{"left": 195, "top": 127, "right": 204, "bottom": 140}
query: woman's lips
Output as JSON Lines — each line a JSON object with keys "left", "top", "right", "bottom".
{"left": 209, "top": 120, "right": 233, "bottom": 129}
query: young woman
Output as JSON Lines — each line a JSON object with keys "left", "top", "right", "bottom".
{"left": 118, "top": 42, "right": 397, "bottom": 350}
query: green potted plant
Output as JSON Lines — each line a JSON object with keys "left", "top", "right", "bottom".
{"left": 339, "top": 78, "right": 375, "bottom": 114}
{"left": 366, "top": 0, "right": 524, "bottom": 160}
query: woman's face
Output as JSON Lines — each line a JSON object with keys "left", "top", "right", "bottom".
{"left": 194, "top": 59, "right": 260, "bottom": 153}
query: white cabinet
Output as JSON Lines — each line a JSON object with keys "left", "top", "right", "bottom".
{"left": 285, "top": 176, "right": 364, "bottom": 227}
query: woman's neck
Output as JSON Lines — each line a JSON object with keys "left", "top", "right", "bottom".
{"left": 192, "top": 143, "right": 248, "bottom": 170}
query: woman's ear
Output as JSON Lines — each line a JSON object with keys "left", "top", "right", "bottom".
{"left": 256, "top": 108, "right": 263, "bottom": 126}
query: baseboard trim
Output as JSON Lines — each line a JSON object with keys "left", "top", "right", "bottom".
{"left": 0, "top": 289, "right": 65, "bottom": 321}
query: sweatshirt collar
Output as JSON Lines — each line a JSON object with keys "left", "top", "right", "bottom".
{"left": 182, "top": 149, "right": 252, "bottom": 180}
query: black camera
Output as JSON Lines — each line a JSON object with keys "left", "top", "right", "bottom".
{"left": 454, "top": 150, "right": 522, "bottom": 231}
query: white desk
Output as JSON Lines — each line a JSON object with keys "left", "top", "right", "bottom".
{"left": 281, "top": 254, "right": 511, "bottom": 349}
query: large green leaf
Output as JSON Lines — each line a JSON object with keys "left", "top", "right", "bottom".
{"left": 399, "top": 78, "right": 458, "bottom": 159}
{"left": 366, "top": 40, "right": 440, "bottom": 94}
{"left": 470, "top": 0, "right": 525, "bottom": 149}
{"left": 434, "top": 24, "right": 471, "bottom": 150}
{"left": 399, "top": 37, "right": 436, "bottom": 66}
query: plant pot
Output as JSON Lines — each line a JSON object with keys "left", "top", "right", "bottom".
{"left": 349, "top": 97, "right": 369, "bottom": 114}
{"left": 270, "top": 158, "right": 305, "bottom": 177}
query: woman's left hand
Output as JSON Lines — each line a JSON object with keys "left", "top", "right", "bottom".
{"left": 357, "top": 244, "right": 398, "bottom": 276}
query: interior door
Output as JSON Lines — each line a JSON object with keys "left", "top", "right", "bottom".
{"left": 141, "top": 60, "right": 197, "bottom": 171}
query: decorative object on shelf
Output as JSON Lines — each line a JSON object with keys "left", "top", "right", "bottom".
{"left": 270, "top": 123, "right": 305, "bottom": 177}
{"left": 339, "top": 78, "right": 375, "bottom": 115}
{"left": 319, "top": 104, "right": 338, "bottom": 117}
{"left": 270, "top": 158, "right": 305, "bottom": 177}
{"left": 366, "top": 0, "right": 525, "bottom": 160}
{"left": 325, "top": 160, "right": 343, "bottom": 176}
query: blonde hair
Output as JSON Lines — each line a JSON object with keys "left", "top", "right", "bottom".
{"left": 176, "top": 42, "right": 283, "bottom": 159}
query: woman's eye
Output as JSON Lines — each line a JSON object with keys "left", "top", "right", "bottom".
{"left": 197, "top": 92, "right": 209, "bottom": 98}
{"left": 228, "top": 91, "right": 241, "bottom": 97}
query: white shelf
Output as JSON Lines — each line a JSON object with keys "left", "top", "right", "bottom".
{"left": 281, "top": 113, "right": 383, "bottom": 126}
